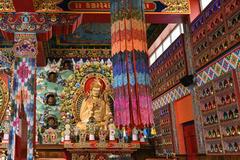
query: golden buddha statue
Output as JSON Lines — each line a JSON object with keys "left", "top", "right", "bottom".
{"left": 77, "top": 79, "right": 111, "bottom": 131}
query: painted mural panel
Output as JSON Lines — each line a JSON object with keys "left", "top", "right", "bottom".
{"left": 58, "top": 23, "right": 111, "bottom": 45}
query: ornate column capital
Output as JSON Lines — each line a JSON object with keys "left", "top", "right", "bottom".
{"left": 0, "top": 12, "right": 81, "bottom": 33}
{"left": 13, "top": 33, "right": 37, "bottom": 58}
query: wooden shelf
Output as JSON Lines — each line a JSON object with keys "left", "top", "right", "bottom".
{"left": 207, "top": 152, "right": 224, "bottom": 155}
{"left": 199, "top": 95, "right": 215, "bottom": 102}
{"left": 220, "top": 117, "right": 239, "bottom": 125}
{"left": 217, "top": 102, "right": 238, "bottom": 109}
{"left": 224, "top": 151, "right": 240, "bottom": 155}
{"left": 215, "top": 86, "right": 235, "bottom": 95}
{"left": 217, "top": 102, "right": 238, "bottom": 110}
{"left": 197, "top": 70, "right": 240, "bottom": 156}
{"left": 202, "top": 108, "right": 217, "bottom": 115}
{"left": 159, "top": 143, "right": 173, "bottom": 146}
{"left": 191, "top": 0, "right": 240, "bottom": 71}
{"left": 200, "top": 94, "right": 215, "bottom": 101}
{"left": 152, "top": 104, "right": 175, "bottom": 154}
{"left": 160, "top": 123, "right": 171, "bottom": 127}
{"left": 205, "top": 137, "right": 222, "bottom": 141}
{"left": 222, "top": 134, "right": 240, "bottom": 139}
{"left": 203, "top": 123, "right": 219, "bottom": 128}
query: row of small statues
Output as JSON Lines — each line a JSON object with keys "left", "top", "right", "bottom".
{"left": 64, "top": 122, "right": 156, "bottom": 143}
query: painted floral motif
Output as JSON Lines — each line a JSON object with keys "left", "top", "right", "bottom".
{"left": 17, "top": 62, "right": 32, "bottom": 83}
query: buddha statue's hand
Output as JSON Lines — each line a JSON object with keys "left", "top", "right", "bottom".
{"left": 77, "top": 122, "right": 87, "bottom": 131}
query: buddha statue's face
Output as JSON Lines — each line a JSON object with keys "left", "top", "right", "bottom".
{"left": 91, "top": 87, "right": 101, "bottom": 97}
{"left": 89, "top": 79, "right": 102, "bottom": 98}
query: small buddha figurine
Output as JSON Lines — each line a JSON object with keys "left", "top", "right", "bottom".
{"left": 64, "top": 124, "right": 71, "bottom": 141}
{"left": 234, "top": 108, "right": 239, "bottom": 118}
{"left": 1, "top": 150, "right": 7, "bottom": 160}
{"left": 0, "top": 130, "right": 3, "bottom": 143}
{"left": 143, "top": 126, "right": 148, "bottom": 140}
{"left": 234, "top": 142, "right": 239, "bottom": 152}
{"left": 139, "top": 129, "right": 145, "bottom": 142}
{"left": 151, "top": 124, "right": 157, "bottom": 137}
{"left": 108, "top": 117, "right": 116, "bottom": 141}
{"left": 79, "top": 131, "right": 87, "bottom": 143}
{"left": 132, "top": 127, "right": 138, "bottom": 141}
{"left": 73, "top": 126, "right": 80, "bottom": 143}
{"left": 219, "top": 144, "right": 223, "bottom": 153}
{"left": 86, "top": 112, "right": 97, "bottom": 141}
{"left": 237, "top": 125, "right": 240, "bottom": 135}
{"left": 77, "top": 79, "right": 111, "bottom": 131}
{"left": 99, "top": 127, "right": 107, "bottom": 143}
{"left": 61, "top": 131, "right": 64, "bottom": 143}
{"left": 114, "top": 127, "right": 122, "bottom": 142}
{"left": 122, "top": 127, "right": 127, "bottom": 143}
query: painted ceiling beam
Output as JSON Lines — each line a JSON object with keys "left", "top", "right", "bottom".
{"left": 80, "top": 13, "right": 186, "bottom": 24}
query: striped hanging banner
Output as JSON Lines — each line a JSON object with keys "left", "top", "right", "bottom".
{"left": 111, "top": 0, "right": 153, "bottom": 128}
{"left": 8, "top": 33, "right": 37, "bottom": 160}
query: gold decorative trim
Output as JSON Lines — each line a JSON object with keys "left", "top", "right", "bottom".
{"left": 161, "top": 0, "right": 190, "bottom": 13}
{"left": 0, "top": 77, "right": 9, "bottom": 124}
{"left": 0, "top": 0, "right": 15, "bottom": 12}
{"left": 33, "top": 0, "right": 63, "bottom": 12}
{"left": 64, "top": 142, "right": 140, "bottom": 149}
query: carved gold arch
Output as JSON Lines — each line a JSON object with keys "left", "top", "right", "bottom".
{"left": 0, "top": 77, "right": 9, "bottom": 124}
{"left": 72, "top": 73, "right": 113, "bottom": 122}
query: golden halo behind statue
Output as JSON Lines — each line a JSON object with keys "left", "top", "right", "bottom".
{"left": 80, "top": 73, "right": 111, "bottom": 95}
